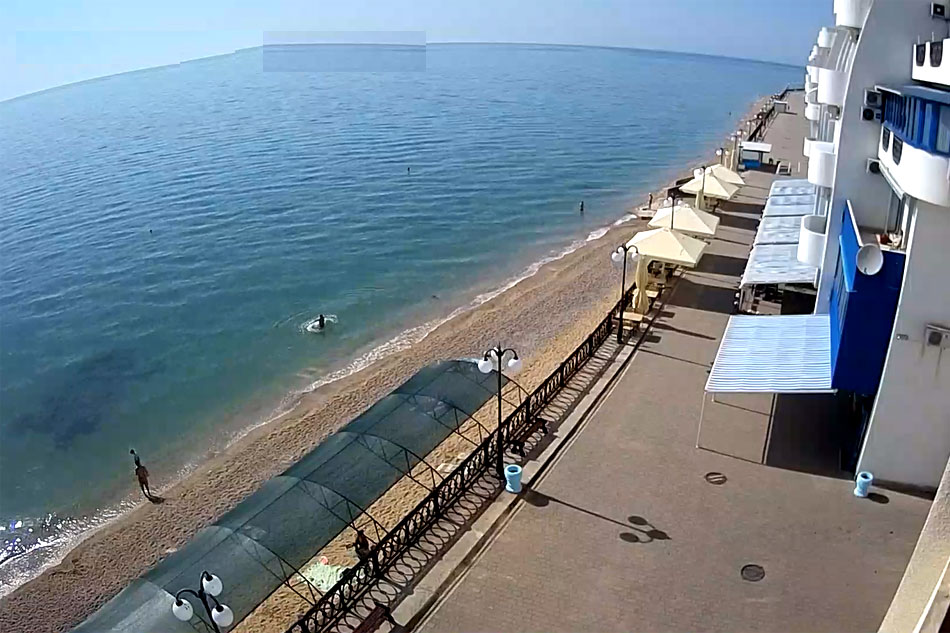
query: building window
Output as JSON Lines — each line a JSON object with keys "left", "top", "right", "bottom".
{"left": 917, "top": 43, "right": 927, "bottom": 66}
{"left": 937, "top": 105, "right": 950, "bottom": 153}
{"left": 882, "top": 127, "right": 890, "bottom": 152}
{"left": 932, "top": 40, "right": 944, "bottom": 67}
{"left": 893, "top": 137, "right": 903, "bottom": 164}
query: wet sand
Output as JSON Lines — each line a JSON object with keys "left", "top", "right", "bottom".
{"left": 0, "top": 96, "right": 771, "bottom": 633}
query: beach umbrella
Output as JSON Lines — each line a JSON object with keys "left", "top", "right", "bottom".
{"left": 626, "top": 228, "right": 707, "bottom": 268}
{"left": 706, "top": 163, "right": 745, "bottom": 186}
{"left": 680, "top": 167, "right": 739, "bottom": 209}
{"left": 648, "top": 203, "right": 720, "bottom": 238}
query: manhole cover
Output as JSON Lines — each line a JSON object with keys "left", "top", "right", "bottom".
{"left": 741, "top": 564, "right": 765, "bottom": 582}
{"left": 704, "top": 471, "right": 727, "bottom": 485}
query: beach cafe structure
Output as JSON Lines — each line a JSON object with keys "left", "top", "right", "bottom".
{"left": 701, "top": 0, "right": 950, "bottom": 495}
{"left": 613, "top": 227, "right": 708, "bottom": 321}
{"left": 71, "top": 361, "right": 511, "bottom": 632}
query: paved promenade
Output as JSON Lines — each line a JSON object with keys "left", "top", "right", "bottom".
{"left": 412, "top": 94, "right": 932, "bottom": 633}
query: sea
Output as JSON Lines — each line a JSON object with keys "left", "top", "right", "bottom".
{"left": 0, "top": 43, "right": 800, "bottom": 591}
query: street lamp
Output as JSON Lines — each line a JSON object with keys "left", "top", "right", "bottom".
{"left": 611, "top": 244, "right": 640, "bottom": 343}
{"left": 716, "top": 147, "right": 724, "bottom": 166}
{"left": 693, "top": 167, "right": 708, "bottom": 210}
{"left": 733, "top": 130, "right": 743, "bottom": 170}
{"left": 172, "top": 571, "right": 234, "bottom": 633}
{"left": 477, "top": 346, "right": 522, "bottom": 478}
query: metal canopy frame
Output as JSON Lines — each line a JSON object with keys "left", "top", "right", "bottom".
{"left": 73, "top": 360, "right": 505, "bottom": 633}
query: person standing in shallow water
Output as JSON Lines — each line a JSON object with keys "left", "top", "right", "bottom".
{"left": 130, "top": 449, "right": 154, "bottom": 501}
{"left": 579, "top": 200, "right": 585, "bottom": 215}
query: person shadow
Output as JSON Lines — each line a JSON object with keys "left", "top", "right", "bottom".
{"left": 523, "top": 488, "right": 670, "bottom": 543}
{"left": 147, "top": 495, "right": 165, "bottom": 504}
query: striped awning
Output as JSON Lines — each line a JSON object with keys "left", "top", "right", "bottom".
{"left": 754, "top": 215, "right": 802, "bottom": 245}
{"left": 705, "top": 314, "right": 833, "bottom": 393}
{"left": 741, "top": 243, "right": 817, "bottom": 287}
{"left": 762, "top": 196, "right": 816, "bottom": 217}
{"left": 769, "top": 179, "right": 816, "bottom": 197}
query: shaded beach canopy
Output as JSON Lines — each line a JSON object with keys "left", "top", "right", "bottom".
{"left": 72, "top": 360, "right": 506, "bottom": 633}
{"left": 705, "top": 164, "right": 745, "bottom": 186}
{"left": 648, "top": 204, "right": 720, "bottom": 238}
{"left": 626, "top": 228, "right": 707, "bottom": 268}
{"left": 680, "top": 170, "right": 739, "bottom": 200}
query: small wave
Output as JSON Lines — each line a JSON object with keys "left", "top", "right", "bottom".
{"left": 586, "top": 227, "right": 610, "bottom": 242}
{"left": 612, "top": 212, "right": 639, "bottom": 226}
{"left": 0, "top": 502, "right": 135, "bottom": 598}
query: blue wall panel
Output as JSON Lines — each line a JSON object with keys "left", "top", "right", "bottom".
{"left": 830, "top": 205, "right": 904, "bottom": 395}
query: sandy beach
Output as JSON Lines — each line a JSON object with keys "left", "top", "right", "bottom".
{"left": 0, "top": 95, "right": 772, "bottom": 633}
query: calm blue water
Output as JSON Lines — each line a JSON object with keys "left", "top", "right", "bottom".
{"left": 0, "top": 44, "right": 798, "bottom": 580}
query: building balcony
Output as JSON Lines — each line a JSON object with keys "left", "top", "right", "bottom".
{"left": 877, "top": 84, "right": 950, "bottom": 207}
{"left": 797, "top": 215, "right": 826, "bottom": 267}
{"left": 807, "top": 141, "right": 836, "bottom": 188}
{"left": 834, "top": 0, "right": 871, "bottom": 29}
{"left": 913, "top": 39, "right": 950, "bottom": 89}
{"left": 817, "top": 68, "right": 847, "bottom": 107}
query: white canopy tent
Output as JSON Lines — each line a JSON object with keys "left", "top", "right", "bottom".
{"left": 627, "top": 228, "right": 708, "bottom": 268}
{"left": 648, "top": 204, "right": 720, "bottom": 238}
{"left": 706, "top": 164, "right": 744, "bottom": 186}
{"left": 681, "top": 168, "right": 739, "bottom": 209}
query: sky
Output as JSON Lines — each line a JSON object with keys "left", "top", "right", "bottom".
{"left": 0, "top": 0, "right": 832, "bottom": 102}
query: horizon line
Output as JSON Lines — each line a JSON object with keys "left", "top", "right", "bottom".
{"left": 2, "top": 40, "right": 802, "bottom": 104}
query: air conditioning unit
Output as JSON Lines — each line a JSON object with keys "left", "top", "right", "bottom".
{"left": 862, "top": 106, "right": 882, "bottom": 121}
{"left": 864, "top": 88, "right": 882, "bottom": 108}
{"left": 932, "top": 2, "right": 948, "bottom": 19}
{"left": 866, "top": 158, "right": 881, "bottom": 174}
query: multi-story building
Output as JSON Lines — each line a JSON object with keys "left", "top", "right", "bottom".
{"left": 706, "top": 0, "right": 950, "bottom": 492}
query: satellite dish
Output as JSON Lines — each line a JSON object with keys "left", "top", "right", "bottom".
{"left": 856, "top": 243, "right": 884, "bottom": 276}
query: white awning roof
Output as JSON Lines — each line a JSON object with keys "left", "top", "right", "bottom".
{"left": 740, "top": 141, "right": 772, "bottom": 153}
{"left": 769, "top": 179, "right": 815, "bottom": 197}
{"left": 705, "top": 314, "right": 833, "bottom": 393}
{"left": 762, "top": 197, "right": 815, "bottom": 217}
{"left": 754, "top": 215, "right": 802, "bottom": 245}
{"left": 741, "top": 243, "right": 817, "bottom": 287}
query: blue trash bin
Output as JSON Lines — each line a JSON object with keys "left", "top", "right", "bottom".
{"left": 505, "top": 464, "right": 523, "bottom": 494}
{"left": 854, "top": 471, "right": 873, "bottom": 498}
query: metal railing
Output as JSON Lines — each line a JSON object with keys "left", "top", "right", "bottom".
{"left": 286, "top": 283, "right": 638, "bottom": 633}
{"left": 748, "top": 85, "right": 798, "bottom": 143}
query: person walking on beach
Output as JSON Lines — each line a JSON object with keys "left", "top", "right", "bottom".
{"left": 648, "top": 193, "right": 654, "bottom": 208}
{"left": 130, "top": 449, "right": 154, "bottom": 501}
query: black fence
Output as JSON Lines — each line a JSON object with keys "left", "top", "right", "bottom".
{"left": 287, "top": 283, "right": 637, "bottom": 633}
{"left": 748, "top": 85, "right": 800, "bottom": 142}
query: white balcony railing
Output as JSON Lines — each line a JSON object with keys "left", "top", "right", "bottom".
{"left": 798, "top": 215, "right": 827, "bottom": 267}
{"left": 878, "top": 127, "right": 950, "bottom": 207}
{"left": 834, "top": 0, "right": 872, "bottom": 29}
{"left": 912, "top": 40, "right": 950, "bottom": 88}
{"left": 808, "top": 141, "right": 837, "bottom": 188}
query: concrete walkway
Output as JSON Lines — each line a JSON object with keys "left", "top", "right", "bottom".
{"left": 412, "top": 95, "right": 932, "bottom": 633}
